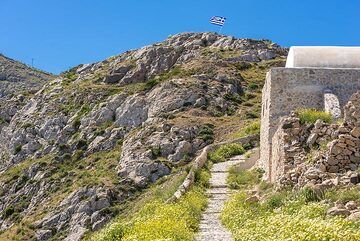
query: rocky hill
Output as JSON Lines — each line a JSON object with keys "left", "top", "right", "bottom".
{"left": 0, "top": 54, "right": 53, "bottom": 99}
{"left": 0, "top": 54, "right": 54, "bottom": 130}
{"left": 0, "top": 32, "right": 287, "bottom": 240}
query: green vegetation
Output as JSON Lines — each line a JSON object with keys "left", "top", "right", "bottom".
{"left": 222, "top": 169, "right": 360, "bottom": 241}
{"left": 197, "top": 123, "right": 214, "bottom": 142}
{"left": 87, "top": 165, "right": 210, "bottom": 241}
{"left": 144, "top": 78, "right": 159, "bottom": 90}
{"left": 242, "top": 120, "right": 260, "bottom": 136}
{"left": 14, "top": 145, "right": 22, "bottom": 154}
{"left": 1, "top": 195, "right": 31, "bottom": 221}
{"left": 62, "top": 67, "right": 78, "bottom": 81}
{"left": 3, "top": 206, "right": 15, "bottom": 219}
{"left": 233, "top": 61, "right": 252, "bottom": 71}
{"left": 90, "top": 188, "right": 206, "bottom": 241}
{"left": 144, "top": 66, "right": 200, "bottom": 91}
{"left": 248, "top": 82, "right": 259, "bottom": 90}
{"left": 208, "top": 143, "right": 245, "bottom": 163}
{"left": 202, "top": 47, "right": 243, "bottom": 59}
{"left": 0, "top": 116, "right": 6, "bottom": 124}
{"left": 228, "top": 119, "right": 260, "bottom": 139}
{"left": 227, "top": 167, "right": 263, "bottom": 189}
{"left": 21, "top": 123, "right": 33, "bottom": 129}
{"left": 1, "top": 145, "right": 122, "bottom": 215}
{"left": 150, "top": 146, "right": 161, "bottom": 158}
{"left": 296, "top": 108, "right": 333, "bottom": 124}
{"left": 325, "top": 186, "right": 360, "bottom": 205}
{"left": 0, "top": 145, "right": 124, "bottom": 239}
{"left": 94, "top": 121, "right": 114, "bottom": 136}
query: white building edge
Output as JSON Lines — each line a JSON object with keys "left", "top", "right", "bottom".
{"left": 286, "top": 46, "right": 360, "bottom": 68}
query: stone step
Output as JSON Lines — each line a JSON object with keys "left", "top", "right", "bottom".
{"left": 198, "top": 228, "right": 229, "bottom": 233}
{"left": 200, "top": 220, "right": 223, "bottom": 225}
{"left": 206, "top": 194, "right": 229, "bottom": 200}
{"left": 196, "top": 158, "right": 246, "bottom": 241}
{"left": 210, "top": 184, "right": 228, "bottom": 188}
{"left": 206, "top": 188, "right": 230, "bottom": 195}
{"left": 196, "top": 233, "right": 233, "bottom": 241}
{"left": 206, "top": 187, "right": 228, "bottom": 194}
{"left": 206, "top": 193, "right": 229, "bottom": 197}
{"left": 211, "top": 170, "right": 228, "bottom": 173}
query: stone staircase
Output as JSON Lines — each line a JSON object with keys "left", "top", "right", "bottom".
{"left": 195, "top": 156, "right": 246, "bottom": 241}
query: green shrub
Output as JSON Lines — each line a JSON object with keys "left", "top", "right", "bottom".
{"left": 208, "top": 143, "right": 245, "bottom": 163}
{"left": 194, "top": 168, "right": 211, "bottom": 188}
{"left": 233, "top": 61, "right": 252, "bottom": 71}
{"left": 299, "top": 186, "right": 322, "bottom": 203}
{"left": 243, "top": 93, "right": 256, "bottom": 101}
{"left": 143, "top": 66, "right": 196, "bottom": 91}
{"left": 3, "top": 206, "right": 15, "bottom": 219}
{"left": 243, "top": 143, "right": 253, "bottom": 150}
{"left": 73, "top": 118, "right": 81, "bottom": 130}
{"left": 61, "top": 153, "right": 71, "bottom": 161}
{"left": 224, "top": 93, "right": 242, "bottom": 103}
{"left": 63, "top": 68, "right": 78, "bottom": 81}
{"left": 73, "top": 150, "right": 84, "bottom": 161}
{"left": 0, "top": 117, "right": 6, "bottom": 124}
{"left": 227, "top": 168, "right": 262, "bottom": 189}
{"left": 14, "top": 145, "right": 22, "bottom": 154}
{"left": 245, "top": 111, "right": 259, "bottom": 119}
{"left": 21, "top": 123, "right": 33, "bottom": 129}
{"left": 248, "top": 83, "right": 259, "bottom": 90}
{"left": 76, "top": 139, "right": 88, "bottom": 150}
{"left": 243, "top": 120, "right": 260, "bottom": 136}
{"left": 58, "top": 143, "right": 69, "bottom": 152}
{"left": 144, "top": 78, "right": 159, "bottom": 90}
{"left": 150, "top": 146, "right": 161, "bottom": 158}
{"left": 264, "top": 192, "right": 288, "bottom": 210}
{"left": 296, "top": 109, "right": 333, "bottom": 124}
{"left": 229, "top": 120, "right": 261, "bottom": 139}
{"left": 198, "top": 124, "right": 214, "bottom": 142}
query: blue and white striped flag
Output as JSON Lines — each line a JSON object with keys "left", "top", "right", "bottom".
{"left": 210, "top": 16, "right": 226, "bottom": 26}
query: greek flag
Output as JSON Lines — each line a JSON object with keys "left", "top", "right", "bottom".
{"left": 210, "top": 16, "right": 226, "bottom": 26}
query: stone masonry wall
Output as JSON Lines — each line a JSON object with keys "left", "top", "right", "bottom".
{"left": 260, "top": 67, "right": 360, "bottom": 180}
{"left": 271, "top": 91, "right": 360, "bottom": 187}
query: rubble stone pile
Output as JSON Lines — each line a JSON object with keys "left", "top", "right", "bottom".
{"left": 272, "top": 91, "right": 360, "bottom": 188}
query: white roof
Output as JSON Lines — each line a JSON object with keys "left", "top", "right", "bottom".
{"left": 286, "top": 46, "right": 360, "bottom": 68}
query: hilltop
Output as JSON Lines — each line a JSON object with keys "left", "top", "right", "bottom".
{"left": 0, "top": 32, "right": 287, "bottom": 240}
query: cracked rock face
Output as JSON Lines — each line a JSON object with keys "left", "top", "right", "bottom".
{"left": 0, "top": 32, "right": 287, "bottom": 240}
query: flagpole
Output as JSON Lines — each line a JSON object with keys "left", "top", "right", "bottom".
{"left": 219, "top": 25, "right": 223, "bottom": 34}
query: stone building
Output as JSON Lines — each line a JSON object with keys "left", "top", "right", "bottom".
{"left": 259, "top": 46, "right": 360, "bottom": 181}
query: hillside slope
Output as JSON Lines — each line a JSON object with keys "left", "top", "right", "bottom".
{"left": 0, "top": 54, "right": 53, "bottom": 99}
{"left": 0, "top": 54, "right": 54, "bottom": 130}
{"left": 0, "top": 32, "right": 287, "bottom": 240}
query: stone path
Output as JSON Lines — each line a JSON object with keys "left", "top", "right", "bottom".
{"left": 195, "top": 155, "right": 246, "bottom": 241}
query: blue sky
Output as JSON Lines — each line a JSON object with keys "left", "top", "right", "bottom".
{"left": 1, "top": 0, "right": 359, "bottom": 74}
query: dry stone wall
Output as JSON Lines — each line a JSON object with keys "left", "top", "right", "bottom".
{"left": 270, "top": 91, "right": 360, "bottom": 187}
{"left": 260, "top": 67, "right": 360, "bottom": 180}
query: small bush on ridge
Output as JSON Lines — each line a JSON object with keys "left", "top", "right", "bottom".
{"left": 208, "top": 143, "right": 245, "bottom": 163}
